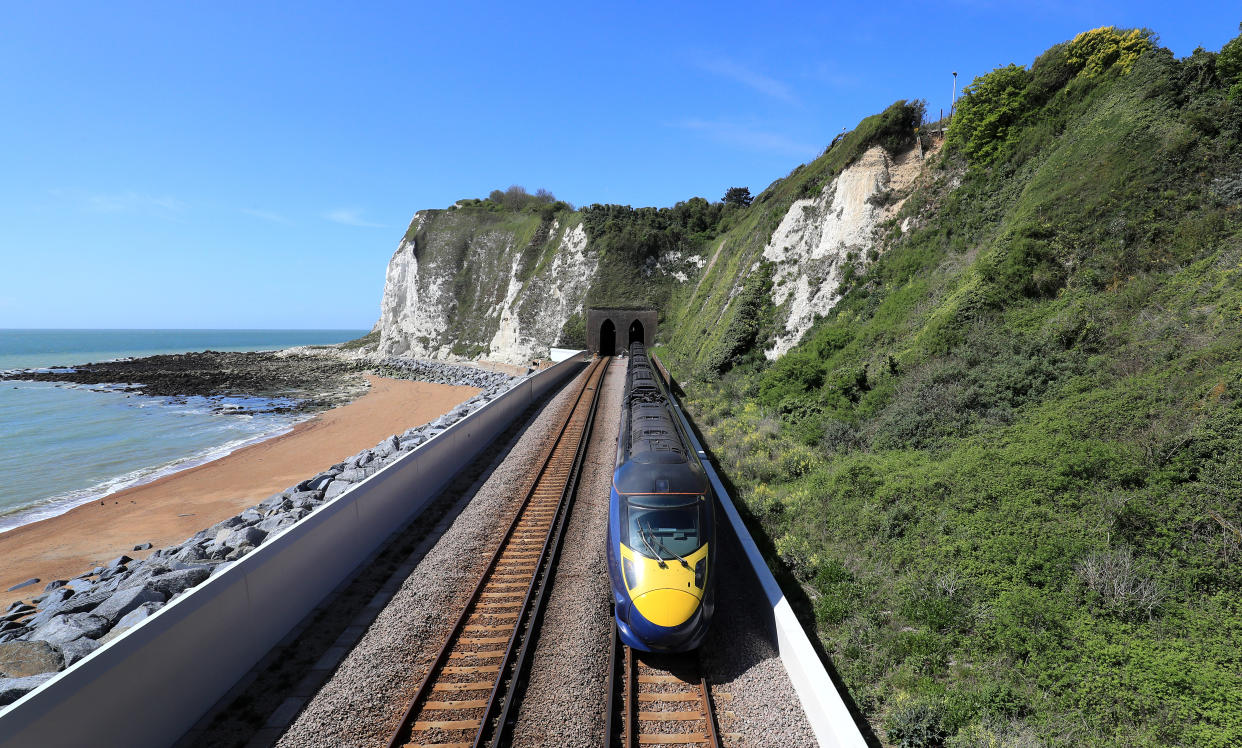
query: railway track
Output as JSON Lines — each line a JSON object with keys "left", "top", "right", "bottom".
{"left": 388, "top": 355, "right": 609, "bottom": 748}
{"left": 605, "top": 623, "right": 722, "bottom": 748}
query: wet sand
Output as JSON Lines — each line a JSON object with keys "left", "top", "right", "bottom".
{"left": 0, "top": 376, "right": 479, "bottom": 609}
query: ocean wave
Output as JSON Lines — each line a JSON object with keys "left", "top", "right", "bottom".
{"left": 0, "top": 418, "right": 304, "bottom": 535}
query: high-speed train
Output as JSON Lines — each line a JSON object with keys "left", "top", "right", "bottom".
{"left": 607, "top": 341, "right": 716, "bottom": 652}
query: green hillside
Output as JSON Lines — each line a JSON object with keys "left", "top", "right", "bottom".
{"left": 659, "top": 26, "right": 1242, "bottom": 747}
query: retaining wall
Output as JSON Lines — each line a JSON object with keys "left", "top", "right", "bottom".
{"left": 0, "top": 353, "right": 587, "bottom": 747}
{"left": 653, "top": 356, "right": 867, "bottom": 748}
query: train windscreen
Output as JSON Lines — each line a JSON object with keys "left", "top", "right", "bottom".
{"left": 624, "top": 498, "right": 705, "bottom": 559}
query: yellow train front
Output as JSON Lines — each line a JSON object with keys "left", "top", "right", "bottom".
{"left": 607, "top": 343, "right": 716, "bottom": 652}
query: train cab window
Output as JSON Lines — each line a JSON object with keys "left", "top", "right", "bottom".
{"left": 624, "top": 498, "right": 705, "bottom": 559}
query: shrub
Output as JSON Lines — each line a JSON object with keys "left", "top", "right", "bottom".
{"left": 1219, "top": 23, "right": 1242, "bottom": 100}
{"left": 1065, "top": 26, "right": 1153, "bottom": 78}
{"left": 945, "top": 64, "right": 1032, "bottom": 165}
{"left": 885, "top": 694, "right": 947, "bottom": 748}
{"left": 1077, "top": 546, "right": 1164, "bottom": 620}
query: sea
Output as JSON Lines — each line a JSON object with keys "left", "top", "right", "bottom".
{"left": 0, "top": 329, "right": 368, "bottom": 534}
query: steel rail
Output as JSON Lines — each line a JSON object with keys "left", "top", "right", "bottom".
{"left": 606, "top": 634, "right": 721, "bottom": 748}
{"left": 387, "top": 355, "right": 607, "bottom": 748}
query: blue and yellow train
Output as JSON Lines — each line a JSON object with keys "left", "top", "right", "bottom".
{"left": 607, "top": 341, "right": 716, "bottom": 652}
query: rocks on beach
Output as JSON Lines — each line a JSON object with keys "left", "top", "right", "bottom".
{"left": 0, "top": 357, "right": 524, "bottom": 699}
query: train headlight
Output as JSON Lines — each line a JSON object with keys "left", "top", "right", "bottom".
{"left": 694, "top": 557, "right": 706, "bottom": 588}
{"left": 623, "top": 557, "right": 638, "bottom": 589}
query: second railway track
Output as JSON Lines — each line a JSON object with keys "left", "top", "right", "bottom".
{"left": 388, "top": 355, "right": 609, "bottom": 748}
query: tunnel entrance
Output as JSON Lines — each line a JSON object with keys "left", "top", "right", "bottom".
{"left": 628, "top": 319, "right": 645, "bottom": 347}
{"left": 585, "top": 308, "right": 656, "bottom": 355}
{"left": 599, "top": 319, "right": 616, "bottom": 356}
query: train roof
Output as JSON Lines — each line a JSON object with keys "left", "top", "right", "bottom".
{"left": 613, "top": 457, "right": 708, "bottom": 498}
{"left": 614, "top": 341, "right": 710, "bottom": 497}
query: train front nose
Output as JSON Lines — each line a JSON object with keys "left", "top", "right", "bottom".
{"left": 619, "top": 589, "right": 708, "bottom": 652}
{"left": 633, "top": 589, "right": 698, "bottom": 627}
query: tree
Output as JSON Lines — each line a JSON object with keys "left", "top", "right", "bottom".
{"left": 723, "top": 186, "right": 753, "bottom": 207}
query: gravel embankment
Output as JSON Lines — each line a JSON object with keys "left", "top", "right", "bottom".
{"left": 274, "top": 365, "right": 589, "bottom": 748}
{"left": 509, "top": 357, "right": 621, "bottom": 747}
{"left": 700, "top": 523, "right": 819, "bottom": 747}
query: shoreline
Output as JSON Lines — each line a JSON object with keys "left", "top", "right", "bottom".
{"left": 0, "top": 375, "right": 480, "bottom": 610}
{"left": 0, "top": 414, "right": 304, "bottom": 536}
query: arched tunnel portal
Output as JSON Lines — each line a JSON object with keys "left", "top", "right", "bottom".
{"left": 585, "top": 308, "right": 657, "bottom": 355}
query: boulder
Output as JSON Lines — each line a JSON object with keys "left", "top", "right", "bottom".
{"left": 205, "top": 516, "right": 244, "bottom": 537}
{"left": 302, "top": 471, "right": 339, "bottom": 492}
{"left": 42, "top": 580, "right": 67, "bottom": 592}
{"left": 113, "top": 602, "right": 162, "bottom": 631}
{"left": 5, "top": 579, "right": 39, "bottom": 593}
{"left": 105, "top": 555, "right": 132, "bottom": 570}
{"left": 29, "top": 613, "right": 108, "bottom": 644}
{"left": 239, "top": 508, "right": 263, "bottom": 523}
{"left": 0, "top": 640, "right": 63, "bottom": 678}
{"left": 225, "top": 526, "right": 267, "bottom": 549}
{"left": 338, "top": 468, "right": 367, "bottom": 483}
{"left": 324, "top": 480, "right": 351, "bottom": 500}
{"left": 26, "top": 589, "right": 110, "bottom": 628}
{"left": 0, "top": 672, "right": 57, "bottom": 706}
{"left": 58, "top": 637, "right": 101, "bottom": 667}
{"left": 258, "top": 493, "right": 287, "bottom": 509}
{"left": 174, "top": 544, "right": 207, "bottom": 563}
{"left": 131, "top": 542, "right": 152, "bottom": 551}
{"left": 62, "top": 578, "right": 94, "bottom": 595}
{"left": 374, "top": 435, "right": 400, "bottom": 458}
{"left": 144, "top": 568, "right": 210, "bottom": 598}
{"left": 92, "top": 585, "right": 165, "bottom": 624}
{"left": 256, "top": 516, "right": 295, "bottom": 534}
{"left": 39, "top": 589, "right": 72, "bottom": 607}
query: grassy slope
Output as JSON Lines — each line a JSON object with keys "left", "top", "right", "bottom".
{"left": 662, "top": 36, "right": 1242, "bottom": 747}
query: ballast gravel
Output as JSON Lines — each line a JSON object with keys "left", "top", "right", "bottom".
{"left": 274, "top": 365, "right": 587, "bottom": 748}
{"left": 509, "top": 357, "right": 622, "bottom": 747}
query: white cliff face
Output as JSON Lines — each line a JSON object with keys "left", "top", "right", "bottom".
{"left": 376, "top": 212, "right": 599, "bottom": 365}
{"left": 377, "top": 212, "right": 450, "bottom": 358}
{"left": 762, "top": 145, "right": 924, "bottom": 358}
{"left": 486, "top": 223, "right": 594, "bottom": 364}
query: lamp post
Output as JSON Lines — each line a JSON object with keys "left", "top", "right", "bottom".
{"left": 951, "top": 71, "right": 958, "bottom": 119}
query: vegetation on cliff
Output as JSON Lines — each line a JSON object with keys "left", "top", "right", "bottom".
{"left": 660, "top": 24, "right": 1242, "bottom": 747}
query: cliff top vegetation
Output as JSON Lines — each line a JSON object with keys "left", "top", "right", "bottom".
{"left": 656, "top": 23, "right": 1242, "bottom": 747}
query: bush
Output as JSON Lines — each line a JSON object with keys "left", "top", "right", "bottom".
{"left": 885, "top": 694, "right": 947, "bottom": 748}
{"left": 945, "top": 64, "right": 1032, "bottom": 165}
{"left": 1077, "top": 546, "right": 1163, "bottom": 620}
{"left": 1066, "top": 26, "right": 1153, "bottom": 78}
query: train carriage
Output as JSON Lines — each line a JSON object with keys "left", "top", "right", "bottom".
{"left": 608, "top": 341, "right": 716, "bottom": 652}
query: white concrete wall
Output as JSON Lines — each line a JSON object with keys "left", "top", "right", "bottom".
{"left": 0, "top": 354, "right": 587, "bottom": 748}
{"left": 653, "top": 357, "right": 867, "bottom": 748}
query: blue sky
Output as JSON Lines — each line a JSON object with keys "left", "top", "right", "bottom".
{"left": 1, "top": 2, "right": 1237, "bottom": 329}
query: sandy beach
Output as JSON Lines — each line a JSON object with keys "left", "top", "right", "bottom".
{"left": 0, "top": 375, "right": 479, "bottom": 610}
